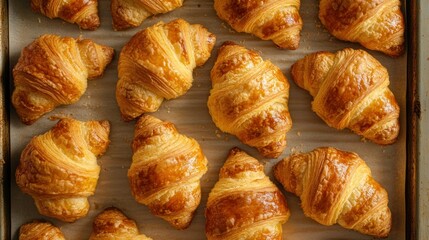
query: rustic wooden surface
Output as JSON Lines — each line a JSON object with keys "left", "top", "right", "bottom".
{"left": 7, "top": 0, "right": 409, "bottom": 239}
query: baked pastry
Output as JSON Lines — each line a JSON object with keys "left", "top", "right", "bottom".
{"left": 291, "top": 48, "right": 400, "bottom": 144}
{"left": 128, "top": 115, "right": 208, "bottom": 229}
{"left": 214, "top": 0, "right": 302, "bottom": 49}
{"left": 90, "top": 207, "right": 152, "bottom": 240}
{"left": 207, "top": 42, "right": 292, "bottom": 158}
{"left": 31, "top": 0, "right": 100, "bottom": 30}
{"left": 319, "top": 0, "right": 405, "bottom": 57}
{"left": 19, "top": 221, "right": 65, "bottom": 240}
{"left": 116, "top": 19, "right": 216, "bottom": 121}
{"left": 206, "top": 147, "right": 290, "bottom": 240}
{"left": 274, "top": 147, "right": 391, "bottom": 237}
{"left": 12, "top": 34, "right": 114, "bottom": 125}
{"left": 111, "top": 0, "right": 184, "bottom": 30}
{"left": 15, "top": 118, "right": 111, "bottom": 222}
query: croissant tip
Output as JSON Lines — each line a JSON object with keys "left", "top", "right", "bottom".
{"left": 228, "top": 147, "right": 243, "bottom": 156}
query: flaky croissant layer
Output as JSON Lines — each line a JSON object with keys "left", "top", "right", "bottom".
{"left": 16, "top": 118, "right": 111, "bottom": 222}
{"left": 19, "top": 221, "right": 65, "bottom": 240}
{"left": 12, "top": 34, "right": 114, "bottom": 125}
{"left": 206, "top": 148, "right": 290, "bottom": 240}
{"left": 128, "top": 115, "right": 208, "bottom": 229}
{"left": 208, "top": 42, "right": 292, "bottom": 158}
{"left": 90, "top": 207, "right": 152, "bottom": 240}
{"left": 116, "top": 18, "right": 216, "bottom": 121}
{"left": 274, "top": 147, "right": 391, "bottom": 237}
{"left": 214, "top": 0, "right": 303, "bottom": 49}
{"left": 31, "top": 0, "right": 100, "bottom": 30}
{"left": 111, "top": 0, "right": 184, "bottom": 30}
{"left": 291, "top": 48, "right": 400, "bottom": 144}
{"left": 319, "top": 0, "right": 405, "bottom": 57}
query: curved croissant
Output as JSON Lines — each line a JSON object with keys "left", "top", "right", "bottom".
{"left": 19, "top": 221, "right": 65, "bottom": 240}
{"left": 274, "top": 147, "right": 391, "bottom": 237}
{"left": 291, "top": 48, "right": 400, "bottom": 144}
{"left": 116, "top": 19, "right": 216, "bottom": 121}
{"left": 206, "top": 147, "right": 290, "bottom": 240}
{"left": 208, "top": 42, "right": 292, "bottom": 158}
{"left": 111, "top": 0, "right": 184, "bottom": 30}
{"left": 319, "top": 0, "right": 405, "bottom": 57}
{"left": 12, "top": 34, "right": 114, "bottom": 125}
{"left": 15, "top": 118, "right": 111, "bottom": 222}
{"left": 128, "top": 115, "right": 208, "bottom": 229}
{"left": 90, "top": 207, "right": 152, "bottom": 240}
{"left": 31, "top": 0, "right": 100, "bottom": 30}
{"left": 214, "top": 0, "right": 302, "bottom": 49}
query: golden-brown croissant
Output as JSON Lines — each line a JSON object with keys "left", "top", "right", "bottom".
{"left": 111, "top": 0, "right": 184, "bottom": 30}
{"left": 90, "top": 207, "right": 152, "bottom": 240}
{"left": 19, "top": 221, "right": 65, "bottom": 240}
{"left": 214, "top": 0, "right": 303, "bottom": 49}
{"left": 15, "top": 118, "right": 111, "bottom": 222}
{"left": 274, "top": 147, "right": 391, "bottom": 237}
{"left": 207, "top": 42, "right": 292, "bottom": 158}
{"left": 31, "top": 0, "right": 100, "bottom": 30}
{"left": 128, "top": 115, "right": 208, "bottom": 229}
{"left": 291, "top": 48, "right": 399, "bottom": 144}
{"left": 319, "top": 0, "right": 405, "bottom": 57}
{"left": 116, "top": 19, "right": 216, "bottom": 121}
{"left": 206, "top": 147, "right": 290, "bottom": 240}
{"left": 12, "top": 34, "right": 114, "bottom": 125}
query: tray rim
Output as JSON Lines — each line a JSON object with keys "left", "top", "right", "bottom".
{"left": 0, "top": 0, "right": 419, "bottom": 239}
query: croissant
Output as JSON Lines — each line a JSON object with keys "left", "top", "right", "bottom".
{"left": 214, "top": 0, "right": 302, "bottom": 49}
{"left": 111, "top": 0, "right": 184, "bottom": 30}
{"left": 12, "top": 34, "right": 114, "bottom": 125}
{"left": 116, "top": 19, "right": 216, "bottom": 121}
{"left": 206, "top": 147, "right": 290, "bottom": 240}
{"left": 274, "top": 147, "right": 392, "bottom": 237}
{"left": 291, "top": 48, "right": 400, "bottom": 144}
{"left": 19, "top": 221, "right": 65, "bottom": 240}
{"left": 207, "top": 42, "right": 292, "bottom": 158}
{"left": 128, "top": 115, "right": 208, "bottom": 229}
{"left": 90, "top": 207, "right": 152, "bottom": 240}
{"left": 31, "top": 0, "right": 100, "bottom": 30}
{"left": 319, "top": 0, "right": 405, "bottom": 57}
{"left": 15, "top": 118, "right": 111, "bottom": 222}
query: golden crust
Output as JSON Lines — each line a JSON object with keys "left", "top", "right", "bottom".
{"left": 291, "top": 48, "right": 400, "bottom": 145}
{"left": 15, "top": 118, "right": 111, "bottom": 222}
{"left": 111, "top": 0, "right": 184, "bottom": 30}
{"left": 208, "top": 42, "right": 292, "bottom": 158}
{"left": 205, "top": 148, "right": 290, "bottom": 240}
{"left": 274, "top": 147, "right": 392, "bottom": 237}
{"left": 12, "top": 34, "right": 114, "bottom": 125}
{"left": 319, "top": 0, "right": 405, "bottom": 57}
{"left": 90, "top": 207, "right": 152, "bottom": 240}
{"left": 128, "top": 115, "right": 208, "bottom": 229}
{"left": 19, "top": 221, "right": 65, "bottom": 240}
{"left": 31, "top": 0, "right": 100, "bottom": 30}
{"left": 115, "top": 19, "right": 216, "bottom": 121}
{"left": 214, "top": 0, "right": 302, "bottom": 49}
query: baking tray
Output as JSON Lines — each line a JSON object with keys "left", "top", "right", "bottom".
{"left": 0, "top": 0, "right": 420, "bottom": 239}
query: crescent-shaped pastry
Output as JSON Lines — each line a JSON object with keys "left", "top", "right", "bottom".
{"left": 19, "top": 221, "right": 65, "bottom": 240}
{"left": 274, "top": 147, "right": 391, "bottom": 237}
{"left": 15, "top": 118, "right": 110, "bottom": 222}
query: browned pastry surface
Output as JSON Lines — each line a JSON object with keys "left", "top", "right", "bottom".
{"left": 128, "top": 115, "right": 208, "bottom": 229}
{"left": 319, "top": 0, "right": 405, "bottom": 57}
{"left": 206, "top": 147, "right": 290, "bottom": 240}
{"left": 31, "top": 0, "right": 100, "bottom": 30}
{"left": 12, "top": 34, "right": 114, "bottom": 125}
{"left": 208, "top": 42, "right": 292, "bottom": 158}
{"left": 15, "top": 118, "right": 111, "bottom": 222}
{"left": 214, "top": 0, "right": 303, "bottom": 49}
{"left": 116, "top": 18, "right": 216, "bottom": 121}
{"left": 291, "top": 48, "right": 400, "bottom": 144}
{"left": 19, "top": 221, "right": 65, "bottom": 240}
{"left": 274, "top": 147, "right": 391, "bottom": 237}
